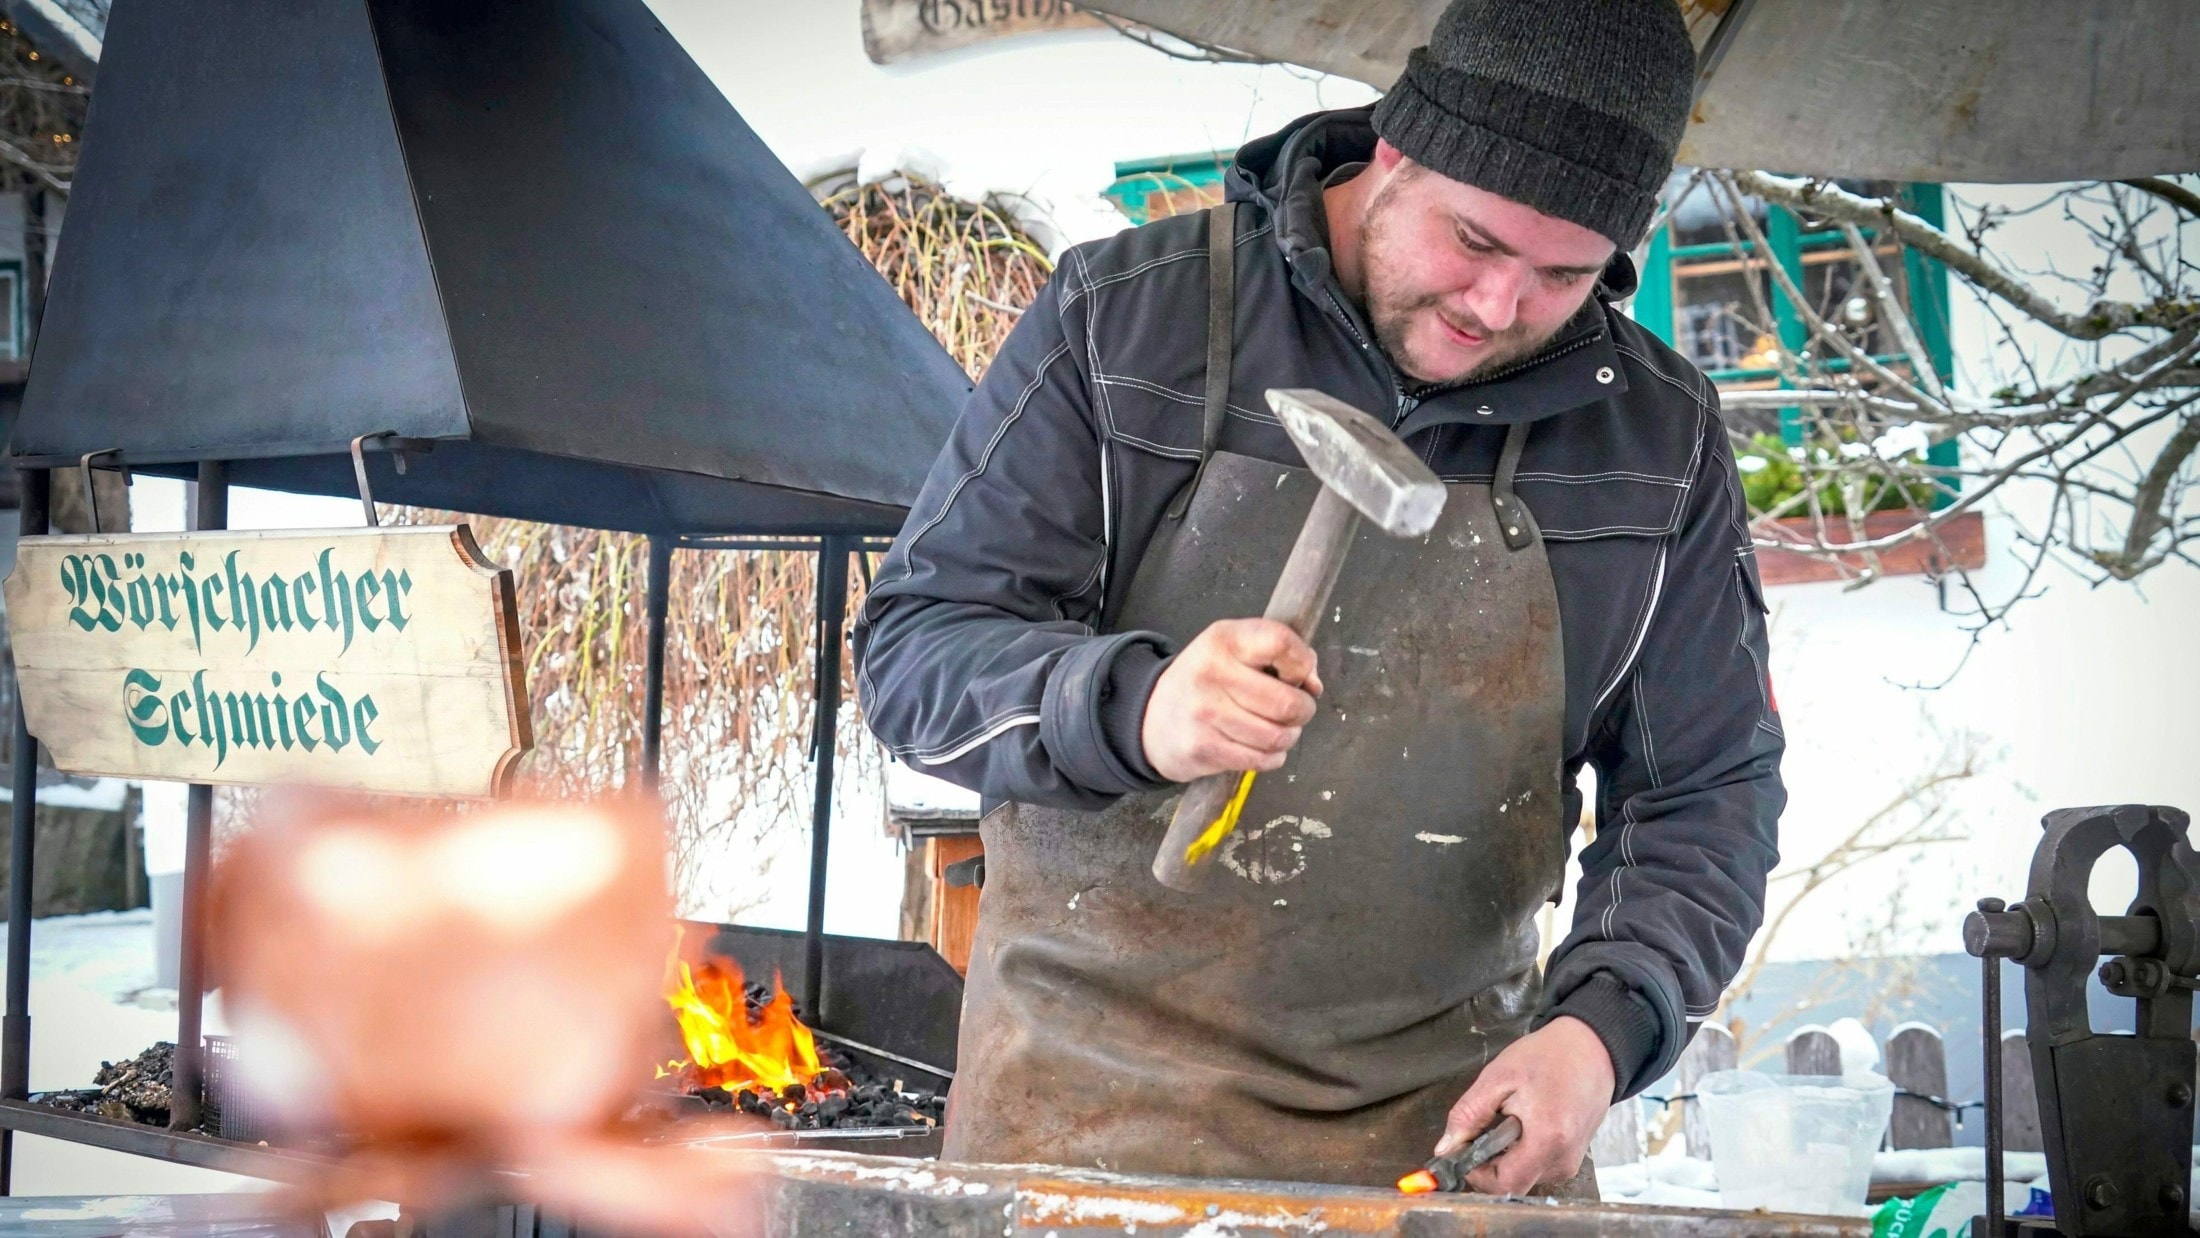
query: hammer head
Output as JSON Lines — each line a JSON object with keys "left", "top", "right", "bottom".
{"left": 1266, "top": 388, "right": 1446, "bottom": 537}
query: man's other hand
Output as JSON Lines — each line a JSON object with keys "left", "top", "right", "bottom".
{"left": 1435, "top": 1016, "right": 1615, "bottom": 1195}
{"left": 1140, "top": 619, "right": 1322, "bottom": 783}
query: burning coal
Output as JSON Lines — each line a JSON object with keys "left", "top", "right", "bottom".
{"left": 652, "top": 935, "right": 946, "bottom": 1133}
{"left": 660, "top": 945, "right": 823, "bottom": 1095}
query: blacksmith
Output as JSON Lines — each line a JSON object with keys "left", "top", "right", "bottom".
{"left": 855, "top": 0, "right": 1782, "bottom": 1196}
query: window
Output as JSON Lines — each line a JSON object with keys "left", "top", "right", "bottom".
{"left": 1650, "top": 171, "right": 1909, "bottom": 381}
{"left": 1633, "top": 174, "right": 1959, "bottom": 507}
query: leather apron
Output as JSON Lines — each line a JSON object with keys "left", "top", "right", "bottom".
{"left": 943, "top": 206, "right": 1581, "bottom": 1192}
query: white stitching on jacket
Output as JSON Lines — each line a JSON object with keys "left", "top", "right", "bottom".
{"left": 874, "top": 338, "right": 1073, "bottom": 601}
{"left": 1112, "top": 431, "right": 1203, "bottom": 460}
{"left": 1541, "top": 526, "right": 1674, "bottom": 540}
{"left": 857, "top": 338, "right": 1073, "bottom": 714}
{"left": 899, "top": 712, "right": 1043, "bottom": 766}
{"left": 1513, "top": 469, "right": 1689, "bottom": 487}
{"left": 1057, "top": 223, "right": 1275, "bottom": 311}
{"left": 1732, "top": 560, "right": 1783, "bottom": 739}
{"left": 1071, "top": 248, "right": 1119, "bottom": 604}
{"left": 1602, "top": 794, "right": 1638, "bottom": 939}
{"left": 1590, "top": 542, "right": 1667, "bottom": 717}
{"left": 1611, "top": 341, "right": 1713, "bottom": 415}
{"left": 1093, "top": 372, "right": 1270, "bottom": 422}
{"left": 1052, "top": 544, "right": 1109, "bottom": 623}
{"left": 1437, "top": 473, "right": 1685, "bottom": 490}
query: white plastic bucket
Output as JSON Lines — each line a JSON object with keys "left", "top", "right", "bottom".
{"left": 1698, "top": 1069, "right": 1895, "bottom": 1215}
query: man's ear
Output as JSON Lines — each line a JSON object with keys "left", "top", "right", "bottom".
{"left": 1372, "top": 139, "right": 1407, "bottom": 172}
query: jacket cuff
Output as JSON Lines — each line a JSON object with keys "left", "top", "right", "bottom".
{"left": 1039, "top": 631, "right": 1176, "bottom": 797}
{"left": 1098, "top": 644, "right": 1170, "bottom": 785}
{"left": 1538, "top": 971, "right": 1663, "bottom": 1102}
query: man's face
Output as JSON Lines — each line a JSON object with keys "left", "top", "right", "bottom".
{"left": 1356, "top": 155, "right": 1617, "bottom": 385}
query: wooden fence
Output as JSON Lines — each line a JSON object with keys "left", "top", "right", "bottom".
{"left": 1590, "top": 1021, "right": 2045, "bottom": 1166}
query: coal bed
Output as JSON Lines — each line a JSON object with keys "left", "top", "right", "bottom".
{"left": 642, "top": 977, "right": 948, "bottom": 1133}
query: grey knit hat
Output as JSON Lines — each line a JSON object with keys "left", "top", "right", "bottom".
{"left": 1372, "top": 0, "right": 1696, "bottom": 249}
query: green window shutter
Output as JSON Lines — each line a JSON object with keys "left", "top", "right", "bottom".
{"left": 1105, "top": 152, "right": 1232, "bottom": 226}
{"left": 1899, "top": 183, "right": 1960, "bottom": 507}
{"left": 1633, "top": 227, "right": 1675, "bottom": 343}
{"left": 1767, "top": 205, "right": 1809, "bottom": 446}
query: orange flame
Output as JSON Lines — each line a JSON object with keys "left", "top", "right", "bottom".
{"left": 661, "top": 935, "right": 826, "bottom": 1094}
{"left": 1396, "top": 1169, "right": 1438, "bottom": 1195}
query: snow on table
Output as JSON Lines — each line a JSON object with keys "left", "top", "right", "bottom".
{"left": 1598, "top": 1142, "right": 2062, "bottom": 1213}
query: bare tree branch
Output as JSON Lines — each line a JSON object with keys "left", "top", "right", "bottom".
{"left": 2102, "top": 412, "right": 2200, "bottom": 578}
{"left": 1679, "top": 170, "right": 2198, "bottom": 653}
{"left": 1715, "top": 741, "right": 1982, "bottom": 1033}
{"left": 1840, "top": 221, "right": 1944, "bottom": 403}
{"left": 1088, "top": 12, "right": 1273, "bottom": 64}
{"left": 0, "top": 133, "right": 67, "bottom": 193}
{"left": 2122, "top": 176, "right": 2200, "bottom": 219}
{"left": 1734, "top": 171, "right": 2194, "bottom": 340}
{"left": 1712, "top": 174, "right": 1944, "bottom": 408}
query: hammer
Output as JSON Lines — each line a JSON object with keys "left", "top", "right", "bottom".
{"left": 1150, "top": 388, "right": 1446, "bottom": 892}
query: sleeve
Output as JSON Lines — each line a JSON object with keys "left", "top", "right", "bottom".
{"left": 852, "top": 270, "right": 1176, "bottom": 809}
{"left": 1537, "top": 406, "right": 1786, "bottom": 1099}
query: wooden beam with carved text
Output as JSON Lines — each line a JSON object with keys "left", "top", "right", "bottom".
{"left": 862, "top": 0, "right": 1100, "bottom": 66}
{"left": 3, "top": 525, "right": 531, "bottom": 798}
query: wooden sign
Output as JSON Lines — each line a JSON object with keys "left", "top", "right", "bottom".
{"left": 861, "top": 0, "right": 1101, "bottom": 66}
{"left": 2, "top": 525, "right": 532, "bottom": 798}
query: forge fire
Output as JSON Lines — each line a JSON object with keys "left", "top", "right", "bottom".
{"left": 653, "top": 950, "right": 945, "bottom": 1133}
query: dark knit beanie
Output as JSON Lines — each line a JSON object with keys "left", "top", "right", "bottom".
{"left": 1372, "top": 0, "right": 1696, "bottom": 249}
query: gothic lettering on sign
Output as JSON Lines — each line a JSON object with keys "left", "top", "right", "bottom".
{"left": 3, "top": 525, "right": 531, "bottom": 798}
{"left": 917, "top": 0, "right": 1081, "bottom": 33}
{"left": 862, "top": 0, "right": 1101, "bottom": 65}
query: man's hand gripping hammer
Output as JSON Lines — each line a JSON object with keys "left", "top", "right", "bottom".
{"left": 1150, "top": 388, "right": 1446, "bottom": 892}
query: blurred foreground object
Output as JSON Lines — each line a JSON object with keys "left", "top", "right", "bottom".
{"left": 209, "top": 795, "right": 758, "bottom": 1233}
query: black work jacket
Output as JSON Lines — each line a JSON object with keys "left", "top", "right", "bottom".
{"left": 854, "top": 108, "right": 1784, "bottom": 1095}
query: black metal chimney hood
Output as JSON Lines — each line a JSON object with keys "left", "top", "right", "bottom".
{"left": 8, "top": 0, "right": 972, "bottom": 536}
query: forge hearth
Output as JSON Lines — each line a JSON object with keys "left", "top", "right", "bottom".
{"left": 642, "top": 1073, "right": 945, "bottom": 1133}
{"left": 651, "top": 957, "right": 948, "bottom": 1135}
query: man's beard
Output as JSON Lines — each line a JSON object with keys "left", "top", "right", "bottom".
{"left": 1356, "top": 181, "right": 1573, "bottom": 386}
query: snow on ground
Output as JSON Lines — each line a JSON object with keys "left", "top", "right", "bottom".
{"left": 1594, "top": 1144, "right": 1723, "bottom": 1209}
{"left": 1872, "top": 1147, "right": 2047, "bottom": 1185}
{"left": 0, "top": 778, "right": 129, "bottom": 812}
{"left": 1593, "top": 1138, "right": 2059, "bottom": 1211}
{"left": 0, "top": 911, "right": 262, "bottom": 1196}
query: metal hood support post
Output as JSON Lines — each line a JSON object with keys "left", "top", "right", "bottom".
{"left": 10, "top": 0, "right": 971, "bottom": 537}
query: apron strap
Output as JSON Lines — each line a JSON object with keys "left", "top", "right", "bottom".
{"left": 1491, "top": 419, "right": 1537, "bottom": 551}
{"left": 1166, "top": 201, "right": 1238, "bottom": 521}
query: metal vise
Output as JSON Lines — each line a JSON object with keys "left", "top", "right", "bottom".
{"left": 1965, "top": 804, "right": 2200, "bottom": 1238}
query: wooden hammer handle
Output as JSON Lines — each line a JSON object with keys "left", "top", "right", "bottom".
{"left": 1151, "top": 487, "right": 1361, "bottom": 892}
